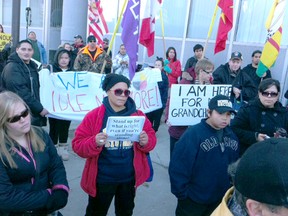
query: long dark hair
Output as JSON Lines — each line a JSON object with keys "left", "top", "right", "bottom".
{"left": 166, "top": 47, "right": 177, "bottom": 61}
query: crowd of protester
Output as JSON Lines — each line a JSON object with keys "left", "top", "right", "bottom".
{"left": 0, "top": 24, "right": 288, "bottom": 216}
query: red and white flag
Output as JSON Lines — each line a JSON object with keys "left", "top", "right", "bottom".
{"left": 88, "top": 0, "right": 109, "bottom": 45}
{"left": 139, "top": 0, "right": 162, "bottom": 57}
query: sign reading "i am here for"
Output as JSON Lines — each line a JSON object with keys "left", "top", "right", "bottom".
{"left": 168, "top": 84, "right": 232, "bottom": 126}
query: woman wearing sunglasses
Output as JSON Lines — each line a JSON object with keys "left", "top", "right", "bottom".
{"left": 72, "top": 73, "right": 156, "bottom": 216}
{"left": 231, "top": 78, "right": 288, "bottom": 155}
{"left": 0, "top": 91, "right": 69, "bottom": 215}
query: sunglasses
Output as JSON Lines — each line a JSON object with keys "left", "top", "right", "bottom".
{"left": 7, "top": 108, "right": 29, "bottom": 123}
{"left": 261, "top": 91, "right": 278, "bottom": 98}
{"left": 89, "top": 40, "right": 96, "bottom": 43}
{"left": 111, "top": 89, "right": 131, "bottom": 97}
{"left": 202, "top": 69, "right": 213, "bottom": 75}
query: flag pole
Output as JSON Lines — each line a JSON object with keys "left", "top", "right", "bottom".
{"left": 160, "top": 8, "right": 166, "bottom": 58}
{"left": 100, "top": 0, "right": 128, "bottom": 74}
{"left": 202, "top": 0, "right": 219, "bottom": 58}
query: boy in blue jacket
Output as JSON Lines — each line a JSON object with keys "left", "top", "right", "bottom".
{"left": 169, "top": 94, "right": 239, "bottom": 216}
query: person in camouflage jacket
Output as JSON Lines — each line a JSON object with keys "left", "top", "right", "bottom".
{"left": 74, "top": 35, "right": 112, "bottom": 73}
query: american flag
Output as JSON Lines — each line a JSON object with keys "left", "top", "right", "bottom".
{"left": 88, "top": 0, "right": 109, "bottom": 45}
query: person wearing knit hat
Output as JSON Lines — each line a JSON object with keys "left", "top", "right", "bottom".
{"left": 102, "top": 73, "right": 131, "bottom": 92}
{"left": 73, "top": 35, "right": 112, "bottom": 73}
{"left": 211, "top": 138, "right": 288, "bottom": 216}
{"left": 72, "top": 73, "right": 156, "bottom": 215}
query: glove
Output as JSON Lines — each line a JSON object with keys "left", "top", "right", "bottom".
{"left": 46, "top": 189, "right": 68, "bottom": 213}
{"left": 164, "top": 65, "right": 172, "bottom": 74}
{"left": 163, "top": 59, "right": 170, "bottom": 66}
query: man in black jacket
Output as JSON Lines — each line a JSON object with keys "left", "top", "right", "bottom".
{"left": 242, "top": 50, "right": 271, "bottom": 87}
{"left": 0, "top": 40, "right": 48, "bottom": 126}
{"left": 213, "top": 51, "right": 257, "bottom": 103}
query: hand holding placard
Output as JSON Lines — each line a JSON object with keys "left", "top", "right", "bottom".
{"left": 95, "top": 132, "right": 108, "bottom": 147}
{"left": 106, "top": 116, "right": 145, "bottom": 142}
{"left": 139, "top": 131, "right": 148, "bottom": 146}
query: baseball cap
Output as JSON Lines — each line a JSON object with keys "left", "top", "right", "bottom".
{"left": 103, "top": 38, "right": 109, "bottom": 43}
{"left": 230, "top": 51, "right": 242, "bottom": 60}
{"left": 235, "top": 138, "right": 288, "bottom": 207}
{"left": 74, "top": 35, "right": 82, "bottom": 39}
{"left": 208, "top": 95, "right": 236, "bottom": 114}
{"left": 87, "top": 35, "right": 96, "bottom": 42}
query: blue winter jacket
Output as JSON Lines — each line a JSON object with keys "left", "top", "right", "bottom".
{"left": 169, "top": 119, "right": 239, "bottom": 204}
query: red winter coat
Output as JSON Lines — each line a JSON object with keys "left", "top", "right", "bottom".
{"left": 167, "top": 59, "right": 182, "bottom": 87}
{"left": 72, "top": 104, "right": 157, "bottom": 197}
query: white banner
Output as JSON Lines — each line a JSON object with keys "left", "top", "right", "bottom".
{"left": 39, "top": 68, "right": 163, "bottom": 121}
{"left": 168, "top": 84, "right": 232, "bottom": 126}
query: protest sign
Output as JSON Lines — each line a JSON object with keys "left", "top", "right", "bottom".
{"left": 106, "top": 116, "right": 145, "bottom": 141}
{"left": 168, "top": 84, "right": 232, "bottom": 126}
{"left": 0, "top": 33, "right": 11, "bottom": 51}
{"left": 39, "top": 67, "right": 162, "bottom": 121}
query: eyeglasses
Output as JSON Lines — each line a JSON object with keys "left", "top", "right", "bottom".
{"left": 111, "top": 89, "right": 131, "bottom": 97}
{"left": 261, "top": 91, "right": 278, "bottom": 98}
{"left": 202, "top": 69, "right": 213, "bottom": 75}
{"left": 7, "top": 108, "right": 29, "bottom": 123}
{"left": 89, "top": 40, "right": 96, "bottom": 43}
{"left": 103, "top": 42, "right": 108, "bottom": 45}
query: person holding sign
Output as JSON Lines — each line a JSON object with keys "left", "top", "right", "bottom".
{"left": 72, "top": 73, "right": 156, "bottom": 216}
{"left": 0, "top": 24, "right": 12, "bottom": 73}
{"left": 167, "top": 59, "right": 215, "bottom": 158}
{"left": 48, "top": 48, "right": 74, "bottom": 161}
{"left": 146, "top": 57, "right": 169, "bottom": 132}
{"left": 169, "top": 94, "right": 239, "bottom": 216}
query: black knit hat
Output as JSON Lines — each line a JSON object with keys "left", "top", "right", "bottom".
{"left": 235, "top": 138, "right": 288, "bottom": 207}
{"left": 102, "top": 73, "right": 131, "bottom": 92}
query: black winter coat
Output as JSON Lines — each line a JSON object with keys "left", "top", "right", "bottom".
{"left": 0, "top": 127, "right": 69, "bottom": 215}
{"left": 231, "top": 98, "right": 288, "bottom": 155}
{"left": 242, "top": 63, "right": 271, "bottom": 87}
{"left": 0, "top": 52, "right": 46, "bottom": 126}
{"left": 213, "top": 63, "right": 258, "bottom": 102}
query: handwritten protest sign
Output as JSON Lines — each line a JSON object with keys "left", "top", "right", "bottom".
{"left": 39, "top": 68, "right": 163, "bottom": 121}
{"left": 168, "top": 84, "right": 232, "bottom": 126}
{"left": 106, "top": 116, "right": 145, "bottom": 141}
{"left": 0, "top": 33, "right": 11, "bottom": 51}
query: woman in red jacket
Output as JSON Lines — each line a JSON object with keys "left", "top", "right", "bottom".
{"left": 72, "top": 73, "right": 157, "bottom": 216}
{"left": 166, "top": 47, "right": 182, "bottom": 87}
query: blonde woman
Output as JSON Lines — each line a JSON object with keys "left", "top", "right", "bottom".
{"left": 0, "top": 91, "right": 69, "bottom": 215}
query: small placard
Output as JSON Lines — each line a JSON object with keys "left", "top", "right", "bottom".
{"left": 106, "top": 116, "right": 145, "bottom": 141}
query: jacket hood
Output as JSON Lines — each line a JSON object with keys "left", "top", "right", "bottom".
{"left": 52, "top": 48, "right": 73, "bottom": 71}
{"left": 102, "top": 96, "right": 136, "bottom": 116}
{"left": 6, "top": 52, "right": 38, "bottom": 69}
{"left": 7, "top": 52, "right": 23, "bottom": 64}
